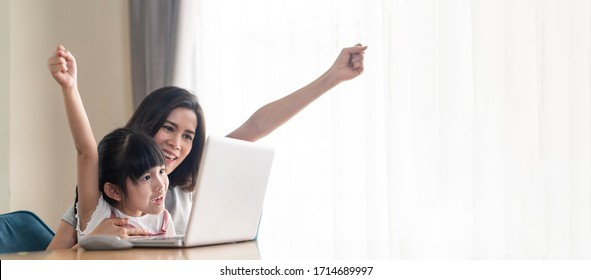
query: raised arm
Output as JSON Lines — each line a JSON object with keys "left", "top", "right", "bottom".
{"left": 48, "top": 45, "right": 99, "bottom": 232}
{"left": 226, "top": 44, "right": 367, "bottom": 142}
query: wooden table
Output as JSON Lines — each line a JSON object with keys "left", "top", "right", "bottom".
{"left": 0, "top": 241, "right": 260, "bottom": 260}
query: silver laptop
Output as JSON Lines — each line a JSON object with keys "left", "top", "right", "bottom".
{"left": 129, "top": 135, "right": 274, "bottom": 248}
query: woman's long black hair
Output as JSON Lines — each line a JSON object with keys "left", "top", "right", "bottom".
{"left": 125, "top": 86, "right": 205, "bottom": 192}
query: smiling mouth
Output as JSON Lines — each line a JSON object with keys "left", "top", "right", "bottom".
{"left": 152, "top": 195, "right": 164, "bottom": 204}
{"left": 163, "top": 151, "right": 178, "bottom": 161}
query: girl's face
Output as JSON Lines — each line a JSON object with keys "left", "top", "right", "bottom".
{"left": 153, "top": 108, "right": 198, "bottom": 174}
{"left": 120, "top": 165, "right": 169, "bottom": 216}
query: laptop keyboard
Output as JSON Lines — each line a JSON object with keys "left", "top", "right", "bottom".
{"left": 128, "top": 235, "right": 184, "bottom": 241}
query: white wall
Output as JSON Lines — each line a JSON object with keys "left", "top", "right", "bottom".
{"left": 0, "top": 0, "right": 10, "bottom": 214}
{"left": 2, "top": 0, "right": 132, "bottom": 230}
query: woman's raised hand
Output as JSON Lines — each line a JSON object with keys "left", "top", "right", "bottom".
{"left": 328, "top": 43, "right": 367, "bottom": 82}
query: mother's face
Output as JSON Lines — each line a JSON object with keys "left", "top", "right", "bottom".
{"left": 153, "top": 107, "right": 198, "bottom": 174}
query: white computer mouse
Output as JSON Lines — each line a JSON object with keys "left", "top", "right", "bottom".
{"left": 79, "top": 235, "right": 133, "bottom": 250}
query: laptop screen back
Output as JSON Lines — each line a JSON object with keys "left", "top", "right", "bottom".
{"left": 182, "top": 135, "right": 275, "bottom": 247}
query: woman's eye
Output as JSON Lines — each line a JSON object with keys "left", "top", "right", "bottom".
{"left": 162, "top": 125, "right": 174, "bottom": 132}
{"left": 183, "top": 134, "right": 193, "bottom": 141}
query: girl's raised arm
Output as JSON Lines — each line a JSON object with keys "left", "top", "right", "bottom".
{"left": 48, "top": 45, "right": 99, "bottom": 232}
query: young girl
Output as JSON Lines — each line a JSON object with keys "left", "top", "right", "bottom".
{"left": 55, "top": 45, "right": 174, "bottom": 239}
{"left": 85, "top": 128, "right": 175, "bottom": 237}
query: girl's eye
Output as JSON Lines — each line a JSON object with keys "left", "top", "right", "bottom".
{"left": 159, "top": 168, "right": 166, "bottom": 174}
{"left": 141, "top": 175, "right": 151, "bottom": 181}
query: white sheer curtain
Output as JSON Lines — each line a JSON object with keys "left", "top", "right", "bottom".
{"left": 177, "top": 0, "right": 591, "bottom": 259}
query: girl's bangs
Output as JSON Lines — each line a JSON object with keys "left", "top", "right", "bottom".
{"left": 122, "top": 134, "right": 166, "bottom": 183}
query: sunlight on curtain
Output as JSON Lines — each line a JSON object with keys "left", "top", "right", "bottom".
{"left": 181, "top": 0, "right": 590, "bottom": 259}
{"left": 386, "top": 0, "right": 590, "bottom": 259}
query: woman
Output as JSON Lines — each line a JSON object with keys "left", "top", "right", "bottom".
{"left": 46, "top": 43, "right": 367, "bottom": 249}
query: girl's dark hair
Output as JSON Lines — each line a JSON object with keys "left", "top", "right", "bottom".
{"left": 125, "top": 86, "right": 206, "bottom": 192}
{"left": 98, "top": 128, "right": 166, "bottom": 206}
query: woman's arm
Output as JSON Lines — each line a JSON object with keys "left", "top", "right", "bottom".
{"left": 226, "top": 44, "right": 367, "bottom": 142}
{"left": 46, "top": 220, "right": 78, "bottom": 250}
{"left": 48, "top": 45, "right": 99, "bottom": 232}
{"left": 46, "top": 218, "right": 150, "bottom": 250}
